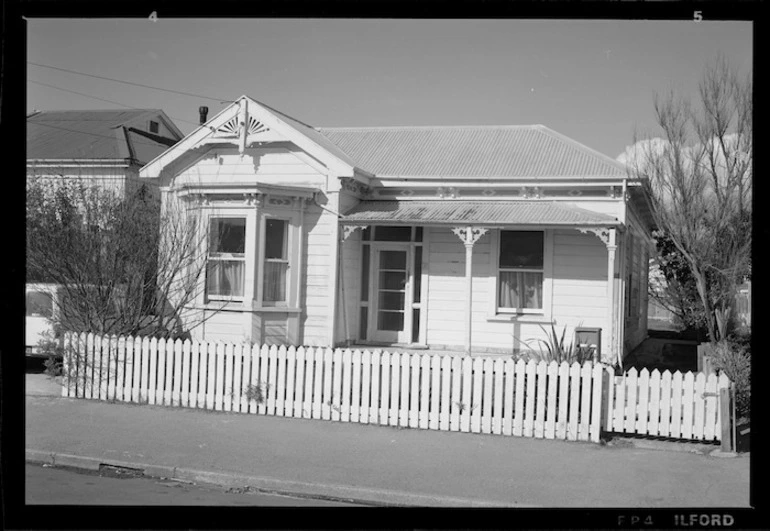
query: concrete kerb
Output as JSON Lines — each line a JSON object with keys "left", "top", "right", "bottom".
{"left": 25, "top": 449, "right": 523, "bottom": 507}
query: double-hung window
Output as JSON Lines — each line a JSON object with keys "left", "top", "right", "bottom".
{"left": 206, "top": 217, "right": 246, "bottom": 299}
{"left": 262, "top": 218, "right": 289, "bottom": 305}
{"left": 498, "top": 231, "right": 544, "bottom": 312}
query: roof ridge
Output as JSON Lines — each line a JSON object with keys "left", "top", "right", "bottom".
{"left": 27, "top": 109, "right": 161, "bottom": 115}
{"left": 317, "top": 124, "right": 542, "bottom": 131}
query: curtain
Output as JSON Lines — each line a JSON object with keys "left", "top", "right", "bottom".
{"left": 499, "top": 271, "right": 543, "bottom": 309}
{"left": 207, "top": 261, "right": 244, "bottom": 297}
{"left": 263, "top": 261, "right": 288, "bottom": 302}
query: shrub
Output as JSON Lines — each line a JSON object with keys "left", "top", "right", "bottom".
{"left": 37, "top": 328, "right": 64, "bottom": 377}
{"left": 710, "top": 339, "right": 751, "bottom": 420}
{"left": 513, "top": 324, "right": 595, "bottom": 365}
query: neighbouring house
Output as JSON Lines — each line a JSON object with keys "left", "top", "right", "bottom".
{"left": 26, "top": 109, "right": 184, "bottom": 199}
{"left": 139, "top": 95, "right": 656, "bottom": 366}
{"left": 26, "top": 109, "right": 184, "bottom": 350}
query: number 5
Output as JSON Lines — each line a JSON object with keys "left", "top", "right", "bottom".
{"left": 694, "top": 11, "right": 702, "bottom": 22}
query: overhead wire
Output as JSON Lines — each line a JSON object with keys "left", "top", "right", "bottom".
{"left": 28, "top": 79, "right": 205, "bottom": 128}
{"left": 28, "top": 61, "right": 234, "bottom": 104}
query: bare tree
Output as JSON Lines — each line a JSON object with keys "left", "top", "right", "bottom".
{"left": 624, "top": 55, "right": 751, "bottom": 343}
{"left": 26, "top": 174, "right": 214, "bottom": 340}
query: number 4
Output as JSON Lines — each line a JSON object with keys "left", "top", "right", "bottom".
{"left": 149, "top": 11, "right": 158, "bottom": 22}
{"left": 694, "top": 11, "right": 702, "bottom": 22}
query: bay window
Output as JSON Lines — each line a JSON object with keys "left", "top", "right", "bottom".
{"left": 206, "top": 217, "right": 246, "bottom": 299}
{"left": 498, "top": 231, "right": 544, "bottom": 312}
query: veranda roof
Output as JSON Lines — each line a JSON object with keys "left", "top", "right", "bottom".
{"left": 342, "top": 201, "right": 620, "bottom": 226}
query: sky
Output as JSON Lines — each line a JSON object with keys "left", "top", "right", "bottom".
{"left": 26, "top": 19, "right": 752, "bottom": 160}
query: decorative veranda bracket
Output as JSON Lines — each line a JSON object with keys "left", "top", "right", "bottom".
{"left": 342, "top": 225, "right": 368, "bottom": 241}
{"left": 577, "top": 227, "right": 615, "bottom": 247}
{"left": 452, "top": 226, "right": 489, "bottom": 247}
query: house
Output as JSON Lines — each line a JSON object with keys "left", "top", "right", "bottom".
{"left": 27, "top": 109, "right": 184, "bottom": 198}
{"left": 26, "top": 109, "right": 184, "bottom": 349}
{"left": 139, "top": 95, "right": 656, "bottom": 366}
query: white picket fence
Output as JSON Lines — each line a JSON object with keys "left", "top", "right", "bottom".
{"left": 605, "top": 369, "right": 730, "bottom": 441}
{"left": 60, "top": 332, "right": 730, "bottom": 444}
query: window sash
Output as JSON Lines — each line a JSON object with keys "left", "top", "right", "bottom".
{"left": 206, "top": 258, "right": 245, "bottom": 299}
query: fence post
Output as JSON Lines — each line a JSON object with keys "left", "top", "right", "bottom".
{"left": 720, "top": 385, "right": 733, "bottom": 452}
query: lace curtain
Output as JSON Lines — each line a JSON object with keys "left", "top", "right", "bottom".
{"left": 263, "top": 261, "right": 288, "bottom": 302}
{"left": 498, "top": 271, "right": 543, "bottom": 309}
{"left": 206, "top": 261, "right": 244, "bottom": 297}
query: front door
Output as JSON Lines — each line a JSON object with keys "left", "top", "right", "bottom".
{"left": 369, "top": 245, "right": 411, "bottom": 344}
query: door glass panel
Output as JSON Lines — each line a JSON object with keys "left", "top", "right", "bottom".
{"left": 379, "top": 291, "right": 405, "bottom": 310}
{"left": 378, "top": 311, "right": 404, "bottom": 331}
{"left": 379, "top": 250, "right": 407, "bottom": 270}
{"left": 379, "top": 271, "right": 406, "bottom": 290}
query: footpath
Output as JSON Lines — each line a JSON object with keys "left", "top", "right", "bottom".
{"left": 25, "top": 374, "right": 750, "bottom": 508}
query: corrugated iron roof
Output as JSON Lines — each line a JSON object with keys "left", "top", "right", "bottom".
{"left": 27, "top": 109, "right": 177, "bottom": 163}
{"left": 343, "top": 200, "right": 620, "bottom": 226}
{"left": 317, "top": 125, "right": 627, "bottom": 180}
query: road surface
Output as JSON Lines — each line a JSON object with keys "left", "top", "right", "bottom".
{"left": 26, "top": 464, "right": 363, "bottom": 506}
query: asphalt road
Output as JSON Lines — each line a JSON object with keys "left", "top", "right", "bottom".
{"left": 25, "top": 464, "right": 362, "bottom": 506}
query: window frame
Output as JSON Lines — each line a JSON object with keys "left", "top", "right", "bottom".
{"left": 488, "top": 229, "right": 553, "bottom": 320}
{"left": 261, "top": 217, "right": 291, "bottom": 306}
{"left": 256, "top": 209, "right": 299, "bottom": 308}
{"left": 205, "top": 215, "right": 248, "bottom": 302}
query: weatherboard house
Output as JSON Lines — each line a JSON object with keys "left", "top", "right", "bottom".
{"left": 139, "top": 96, "right": 655, "bottom": 365}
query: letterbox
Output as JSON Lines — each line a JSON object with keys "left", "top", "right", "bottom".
{"left": 574, "top": 327, "right": 602, "bottom": 360}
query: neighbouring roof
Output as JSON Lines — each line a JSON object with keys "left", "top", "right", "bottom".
{"left": 343, "top": 200, "right": 620, "bottom": 226}
{"left": 318, "top": 125, "right": 628, "bottom": 180}
{"left": 27, "top": 109, "right": 181, "bottom": 164}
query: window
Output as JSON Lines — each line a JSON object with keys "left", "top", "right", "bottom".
{"left": 26, "top": 291, "right": 53, "bottom": 318}
{"left": 206, "top": 217, "right": 246, "bottom": 299}
{"left": 263, "top": 218, "right": 289, "bottom": 304}
{"left": 148, "top": 120, "right": 160, "bottom": 134}
{"left": 498, "top": 231, "right": 544, "bottom": 311}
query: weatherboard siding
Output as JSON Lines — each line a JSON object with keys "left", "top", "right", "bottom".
{"left": 423, "top": 227, "right": 609, "bottom": 355}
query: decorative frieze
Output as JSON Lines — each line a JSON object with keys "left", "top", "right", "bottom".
{"left": 340, "top": 177, "right": 373, "bottom": 197}
{"left": 436, "top": 186, "right": 458, "bottom": 199}
{"left": 342, "top": 225, "right": 367, "bottom": 241}
{"left": 577, "top": 227, "right": 613, "bottom": 246}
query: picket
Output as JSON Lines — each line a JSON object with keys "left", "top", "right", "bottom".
{"left": 648, "top": 370, "right": 661, "bottom": 436}
{"left": 492, "top": 358, "right": 505, "bottom": 435}
{"left": 513, "top": 360, "right": 526, "bottom": 437}
{"left": 430, "top": 356, "right": 443, "bottom": 430}
{"left": 480, "top": 359, "right": 492, "bottom": 435}
{"left": 590, "top": 364, "right": 603, "bottom": 443}
{"left": 523, "top": 360, "right": 536, "bottom": 438}
{"left": 613, "top": 374, "right": 625, "bottom": 433}
{"left": 351, "top": 349, "right": 362, "bottom": 423}
{"left": 681, "top": 372, "right": 695, "bottom": 439}
{"left": 276, "top": 345, "right": 288, "bottom": 417}
{"left": 232, "top": 344, "right": 243, "bottom": 412}
{"left": 544, "top": 362, "right": 558, "bottom": 440}
{"left": 625, "top": 369, "right": 638, "bottom": 434}
{"left": 692, "top": 372, "right": 706, "bottom": 440}
{"left": 199, "top": 341, "right": 211, "bottom": 409}
{"left": 361, "top": 350, "right": 373, "bottom": 424}
{"left": 658, "top": 370, "right": 672, "bottom": 437}
{"left": 379, "top": 351, "right": 390, "bottom": 425}
{"left": 113, "top": 336, "right": 125, "bottom": 401}
{"left": 140, "top": 337, "right": 150, "bottom": 404}
{"left": 180, "top": 340, "right": 191, "bottom": 408}
{"left": 399, "top": 353, "right": 411, "bottom": 427}
{"left": 567, "top": 363, "right": 580, "bottom": 441}
{"left": 98, "top": 335, "right": 109, "bottom": 401}
{"left": 471, "top": 358, "right": 483, "bottom": 433}
{"left": 147, "top": 337, "right": 158, "bottom": 404}
{"left": 579, "top": 363, "right": 593, "bottom": 441}
{"left": 636, "top": 369, "right": 650, "bottom": 435}
{"left": 556, "top": 362, "right": 569, "bottom": 439}
{"left": 388, "top": 353, "right": 400, "bottom": 427}
{"left": 704, "top": 373, "right": 718, "bottom": 440}
{"left": 293, "top": 347, "right": 306, "bottom": 418}
{"left": 339, "top": 349, "right": 351, "bottom": 422}
{"left": 132, "top": 336, "right": 143, "bottom": 403}
{"left": 331, "top": 348, "right": 343, "bottom": 422}
{"left": 502, "top": 359, "right": 515, "bottom": 436}
{"left": 410, "top": 354, "right": 421, "bottom": 428}
{"left": 670, "top": 371, "right": 683, "bottom": 438}
{"left": 419, "top": 355, "right": 431, "bottom": 429}
{"left": 534, "top": 361, "right": 547, "bottom": 438}
{"left": 460, "top": 357, "right": 473, "bottom": 433}
{"left": 159, "top": 338, "right": 170, "bottom": 406}
{"left": 602, "top": 366, "right": 614, "bottom": 433}
{"left": 447, "top": 356, "right": 459, "bottom": 432}
{"left": 311, "top": 347, "right": 324, "bottom": 419}
{"left": 368, "top": 351, "right": 381, "bottom": 424}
